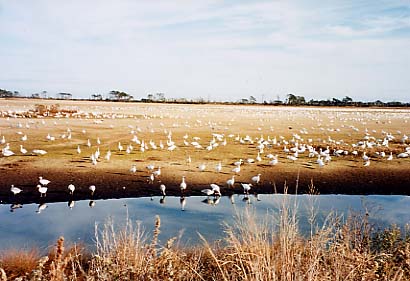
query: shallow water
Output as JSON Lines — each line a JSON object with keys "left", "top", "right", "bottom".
{"left": 1, "top": 194, "right": 410, "bottom": 251}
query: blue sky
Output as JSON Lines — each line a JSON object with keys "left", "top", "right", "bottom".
{"left": 0, "top": 0, "right": 409, "bottom": 102}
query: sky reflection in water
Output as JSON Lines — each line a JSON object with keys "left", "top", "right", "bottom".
{"left": 1, "top": 194, "right": 410, "bottom": 251}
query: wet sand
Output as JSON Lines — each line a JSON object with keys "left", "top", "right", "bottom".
{"left": 1, "top": 164, "right": 410, "bottom": 205}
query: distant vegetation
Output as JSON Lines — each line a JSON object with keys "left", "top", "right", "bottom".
{"left": 1, "top": 88, "right": 409, "bottom": 107}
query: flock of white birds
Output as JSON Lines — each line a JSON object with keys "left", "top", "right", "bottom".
{"left": 1, "top": 102, "right": 410, "bottom": 212}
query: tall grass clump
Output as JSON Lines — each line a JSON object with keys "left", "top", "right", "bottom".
{"left": 2, "top": 188, "right": 410, "bottom": 280}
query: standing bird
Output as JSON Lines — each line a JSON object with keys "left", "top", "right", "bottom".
{"left": 180, "top": 176, "right": 187, "bottom": 193}
{"left": 37, "top": 184, "right": 48, "bottom": 197}
{"left": 39, "top": 176, "right": 50, "bottom": 186}
{"left": 251, "top": 174, "right": 261, "bottom": 185}
{"left": 210, "top": 183, "right": 221, "bottom": 196}
{"left": 77, "top": 145, "right": 81, "bottom": 154}
{"left": 146, "top": 164, "right": 155, "bottom": 171}
{"left": 68, "top": 184, "right": 75, "bottom": 195}
{"left": 226, "top": 175, "right": 235, "bottom": 188}
{"left": 105, "top": 150, "right": 112, "bottom": 161}
{"left": 215, "top": 162, "right": 222, "bottom": 173}
{"left": 130, "top": 164, "right": 137, "bottom": 173}
{"left": 20, "top": 145, "right": 27, "bottom": 154}
{"left": 198, "top": 163, "right": 206, "bottom": 172}
{"left": 241, "top": 183, "right": 252, "bottom": 195}
{"left": 148, "top": 173, "right": 155, "bottom": 184}
{"left": 160, "top": 184, "right": 166, "bottom": 196}
{"left": 89, "top": 185, "right": 96, "bottom": 196}
{"left": 231, "top": 164, "right": 241, "bottom": 174}
{"left": 153, "top": 167, "right": 161, "bottom": 177}
{"left": 10, "top": 185, "right": 22, "bottom": 196}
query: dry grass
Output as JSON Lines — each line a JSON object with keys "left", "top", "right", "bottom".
{"left": 1, "top": 191, "right": 410, "bottom": 280}
{"left": 0, "top": 248, "right": 40, "bottom": 280}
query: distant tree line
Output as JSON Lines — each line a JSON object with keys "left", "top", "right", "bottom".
{"left": 0, "top": 89, "right": 19, "bottom": 98}
{"left": 1, "top": 88, "right": 409, "bottom": 107}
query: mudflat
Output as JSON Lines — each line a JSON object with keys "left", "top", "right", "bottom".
{"left": 1, "top": 99, "right": 409, "bottom": 204}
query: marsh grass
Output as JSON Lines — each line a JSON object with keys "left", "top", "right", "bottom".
{"left": 1, "top": 192, "right": 410, "bottom": 280}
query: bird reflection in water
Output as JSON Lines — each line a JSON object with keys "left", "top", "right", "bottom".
{"left": 10, "top": 203, "right": 23, "bottom": 212}
{"left": 159, "top": 195, "right": 166, "bottom": 204}
{"left": 68, "top": 200, "right": 75, "bottom": 209}
{"left": 180, "top": 196, "right": 186, "bottom": 211}
{"left": 201, "top": 196, "right": 221, "bottom": 206}
{"left": 229, "top": 194, "right": 235, "bottom": 204}
{"left": 36, "top": 203, "right": 47, "bottom": 214}
{"left": 89, "top": 200, "right": 96, "bottom": 208}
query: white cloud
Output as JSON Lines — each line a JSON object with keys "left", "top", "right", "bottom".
{"left": 0, "top": 0, "right": 409, "bottom": 101}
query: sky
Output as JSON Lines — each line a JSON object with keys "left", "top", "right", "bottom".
{"left": 0, "top": 0, "right": 409, "bottom": 102}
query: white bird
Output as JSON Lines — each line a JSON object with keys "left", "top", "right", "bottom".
{"left": 68, "top": 184, "right": 75, "bottom": 195}
{"left": 89, "top": 185, "right": 96, "bottom": 196}
{"left": 37, "top": 184, "right": 47, "bottom": 197}
{"left": 226, "top": 175, "right": 235, "bottom": 188}
{"left": 251, "top": 174, "right": 261, "bottom": 184}
{"left": 149, "top": 173, "right": 155, "bottom": 183}
{"left": 160, "top": 184, "right": 166, "bottom": 196}
{"left": 146, "top": 164, "right": 155, "bottom": 171}
{"left": 105, "top": 150, "right": 111, "bottom": 161}
{"left": 2, "top": 148, "right": 14, "bottom": 157}
{"left": 21, "top": 134, "right": 27, "bottom": 141}
{"left": 201, "top": 188, "right": 214, "bottom": 197}
{"left": 215, "top": 162, "right": 222, "bottom": 173}
{"left": 153, "top": 167, "right": 161, "bottom": 177}
{"left": 363, "top": 160, "right": 370, "bottom": 167}
{"left": 233, "top": 159, "right": 243, "bottom": 166}
{"left": 10, "top": 185, "right": 22, "bottom": 195}
{"left": 130, "top": 164, "right": 137, "bottom": 173}
{"left": 198, "top": 163, "right": 206, "bottom": 172}
{"left": 180, "top": 176, "right": 187, "bottom": 192}
{"left": 77, "top": 145, "right": 81, "bottom": 154}
{"left": 269, "top": 155, "right": 279, "bottom": 166}
{"left": 39, "top": 176, "right": 50, "bottom": 186}
{"left": 317, "top": 157, "right": 325, "bottom": 167}
{"left": 118, "top": 142, "right": 123, "bottom": 151}
{"left": 20, "top": 145, "right": 27, "bottom": 154}
{"left": 387, "top": 152, "right": 393, "bottom": 161}
{"left": 287, "top": 155, "right": 298, "bottom": 162}
{"left": 210, "top": 183, "right": 221, "bottom": 196}
{"left": 32, "top": 149, "right": 47, "bottom": 155}
{"left": 232, "top": 164, "right": 241, "bottom": 174}
{"left": 241, "top": 183, "right": 252, "bottom": 194}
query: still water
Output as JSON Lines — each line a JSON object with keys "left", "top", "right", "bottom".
{"left": 1, "top": 194, "right": 410, "bottom": 251}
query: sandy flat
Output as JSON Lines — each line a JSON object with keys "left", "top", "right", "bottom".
{"left": 1, "top": 98, "right": 410, "bottom": 204}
